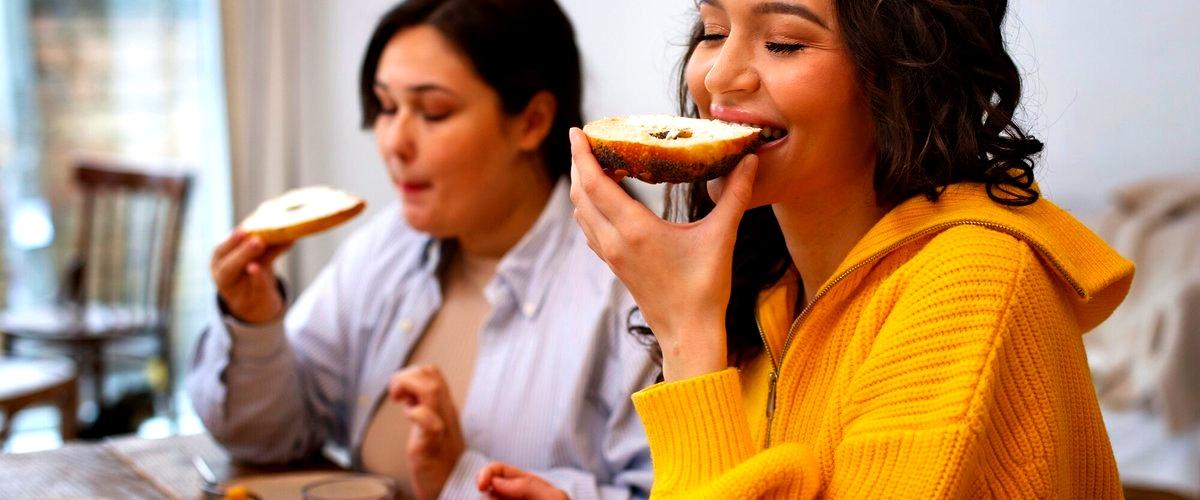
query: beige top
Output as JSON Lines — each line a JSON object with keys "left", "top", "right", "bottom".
{"left": 360, "top": 248, "right": 498, "bottom": 496}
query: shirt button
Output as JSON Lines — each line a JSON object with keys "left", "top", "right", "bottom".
{"left": 398, "top": 318, "right": 413, "bottom": 333}
{"left": 522, "top": 302, "right": 536, "bottom": 317}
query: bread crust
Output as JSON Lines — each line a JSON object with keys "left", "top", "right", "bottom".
{"left": 583, "top": 117, "right": 762, "bottom": 184}
{"left": 240, "top": 194, "right": 366, "bottom": 245}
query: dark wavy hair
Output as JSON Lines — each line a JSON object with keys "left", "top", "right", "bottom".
{"left": 648, "top": 0, "right": 1045, "bottom": 364}
{"left": 358, "top": 0, "right": 583, "bottom": 180}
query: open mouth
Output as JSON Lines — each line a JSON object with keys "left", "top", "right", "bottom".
{"left": 755, "top": 126, "right": 788, "bottom": 143}
{"left": 724, "top": 121, "right": 788, "bottom": 143}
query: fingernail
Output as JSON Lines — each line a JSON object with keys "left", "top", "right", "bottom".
{"left": 741, "top": 154, "right": 758, "bottom": 173}
{"left": 569, "top": 128, "right": 581, "bottom": 147}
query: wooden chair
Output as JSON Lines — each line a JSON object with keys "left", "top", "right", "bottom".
{"left": 0, "top": 356, "right": 77, "bottom": 446}
{"left": 0, "top": 157, "right": 191, "bottom": 429}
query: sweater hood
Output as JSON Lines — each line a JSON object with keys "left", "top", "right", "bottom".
{"left": 836, "top": 183, "right": 1135, "bottom": 332}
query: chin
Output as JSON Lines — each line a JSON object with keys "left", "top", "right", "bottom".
{"left": 401, "top": 207, "right": 438, "bottom": 234}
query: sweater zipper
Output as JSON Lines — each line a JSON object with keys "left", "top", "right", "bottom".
{"left": 753, "top": 219, "right": 1085, "bottom": 448}
{"left": 755, "top": 313, "right": 781, "bottom": 449}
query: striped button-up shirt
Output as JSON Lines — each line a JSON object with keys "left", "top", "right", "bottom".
{"left": 187, "top": 180, "right": 656, "bottom": 499}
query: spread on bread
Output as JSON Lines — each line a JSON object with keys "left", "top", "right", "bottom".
{"left": 239, "top": 186, "right": 366, "bottom": 244}
{"left": 582, "top": 115, "right": 770, "bottom": 184}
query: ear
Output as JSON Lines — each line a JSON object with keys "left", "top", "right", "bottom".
{"left": 511, "top": 91, "right": 557, "bottom": 153}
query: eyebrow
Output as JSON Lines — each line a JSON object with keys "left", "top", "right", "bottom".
{"left": 699, "top": 0, "right": 830, "bottom": 31}
{"left": 373, "top": 81, "right": 455, "bottom": 96}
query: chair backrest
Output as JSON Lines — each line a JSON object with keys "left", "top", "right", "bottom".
{"left": 64, "top": 158, "right": 192, "bottom": 328}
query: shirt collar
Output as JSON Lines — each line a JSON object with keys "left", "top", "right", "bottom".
{"left": 417, "top": 178, "right": 575, "bottom": 318}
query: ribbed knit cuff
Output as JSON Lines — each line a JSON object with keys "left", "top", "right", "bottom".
{"left": 209, "top": 291, "right": 286, "bottom": 360}
{"left": 217, "top": 277, "right": 291, "bottom": 360}
{"left": 222, "top": 309, "right": 288, "bottom": 360}
{"left": 632, "top": 368, "right": 755, "bottom": 492}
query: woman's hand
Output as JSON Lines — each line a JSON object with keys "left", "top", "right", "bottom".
{"left": 210, "top": 230, "right": 292, "bottom": 324}
{"left": 388, "top": 365, "right": 466, "bottom": 500}
{"left": 568, "top": 128, "right": 758, "bottom": 382}
{"left": 476, "top": 462, "right": 568, "bottom": 500}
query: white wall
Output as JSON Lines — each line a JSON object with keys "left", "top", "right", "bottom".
{"left": 560, "top": 0, "right": 694, "bottom": 119}
{"left": 1007, "top": 0, "right": 1200, "bottom": 212}
{"left": 286, "top": 0, "right": 1199, "bottom": 284}
{"left": 289, "top": 0, "right": 401, "bottom": 287}
{"left": 561, "top": 0, "right": 694, "bottom": 212}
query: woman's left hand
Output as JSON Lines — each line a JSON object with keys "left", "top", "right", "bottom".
{"left": 476, "top": 462, "right": 568, "bottom": 500}
{"left": 388, "top": 365, "right": 466, "bottom": 500}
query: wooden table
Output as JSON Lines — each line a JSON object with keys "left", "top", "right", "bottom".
{"left": 0, "top": 433, "right": 339, "bottom": 499}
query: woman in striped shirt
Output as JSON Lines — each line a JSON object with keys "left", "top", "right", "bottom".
{"left": 189, "top": 1, "right": 656, "bottom": 499}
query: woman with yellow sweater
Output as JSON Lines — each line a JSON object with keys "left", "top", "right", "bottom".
{"left": 516, "top": 0, "right": 1136, "bottom": 498}
{"left": 481, "top": 0, "right": 1132, "bottom": 498}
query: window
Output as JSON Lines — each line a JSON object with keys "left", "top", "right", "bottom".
{"left": 1, "top": 0, "right": 229, "bottom": 416}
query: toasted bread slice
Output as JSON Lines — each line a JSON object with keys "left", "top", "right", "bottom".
{"left": 582, "top": 115, "right": 763, "bottom": 184}
{"left": 239, "top": 186, "right": 366, "bottom": 244}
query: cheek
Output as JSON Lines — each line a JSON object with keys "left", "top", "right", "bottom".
{"left": 432, "top": 127, "right": 501, "bottom": 182}
{"left": 422, "top": 121, "right": 485, "bottom": 171}
{"left": 810, "top": 65, "right": 873, "bottom": 156}
{"left": 774, "top": 58, "right": 865, "bottom": 134}
{"left": 373, "top": 120, "right": 392, "bottom": 156}
{"left": 425, "top": 126, "right": 506, "bottom": 204}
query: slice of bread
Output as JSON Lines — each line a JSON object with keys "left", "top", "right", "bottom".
{"left": 239, "top": 186, "right": 366, "bottom": 244}
{"left": 582, "top": 115, "right": 762, "bottom": 184}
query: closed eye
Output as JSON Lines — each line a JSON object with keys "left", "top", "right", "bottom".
{"left": 765, "top": 42, "right": 805, "bottom": 54}
{"left": 422, "top": 111, "right": 450, "bottom": 122}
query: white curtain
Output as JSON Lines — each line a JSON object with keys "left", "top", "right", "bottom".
{"left": 218, "top": 0, "right": 398, "bottom": 290}
{"left": 219, "top": 0, "right": 302, "bottom": 283}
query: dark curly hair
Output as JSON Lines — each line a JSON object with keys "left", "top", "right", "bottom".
{"left": 649, "top": 0, "right": 1045, "bottom": 364}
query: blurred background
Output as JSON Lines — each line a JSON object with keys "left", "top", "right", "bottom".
{"left": 0, "top": 0, "right": 1196, "bottom": 497}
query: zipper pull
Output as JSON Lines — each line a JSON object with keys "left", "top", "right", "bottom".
{"left": 765, "top": 370, "right": 778, "bottom": 448}
{"left": 767, "top": 371, "right": 778, "bottom": 419}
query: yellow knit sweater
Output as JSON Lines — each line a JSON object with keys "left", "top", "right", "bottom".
{"left": 632, "top": 183, "right": 1134, "bottom": 499}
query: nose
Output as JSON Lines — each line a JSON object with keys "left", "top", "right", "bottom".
{"left": 703, "top": 36, "right": 760, "bottom": 99}
{"left": 377, "top": 109, "right": 416, "bottom": 164}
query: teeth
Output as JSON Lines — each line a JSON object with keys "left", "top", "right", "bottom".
{"left": 757, "top": 127, "right": 786, "bottom": 141}
{"left": 719, "top": 120, "right": 786, "bottom": 141}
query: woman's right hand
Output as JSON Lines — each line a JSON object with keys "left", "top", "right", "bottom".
{"left": 569, "top": 128, "right": 759, "bottom": 382}
{"left": 210, "top": 230, "right": 292, "bottom": 324}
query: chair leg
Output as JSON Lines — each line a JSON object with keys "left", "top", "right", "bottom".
{"left": 58, "top": 379, "right": 78, "bottom": 441}
{"left": 0, "top": 408, "right": 11, "bottom": 447}
{"left": 0, "top": 400, "right": 30, "bottom": 448}
{"left": 158, "top": 330, "right": 177, "bottom": 426}
{"left": 76, "top": 347, "right": 105, "bottom": 418}
{"left": 92, "top": 351, "right": 106, "bottom": 410}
